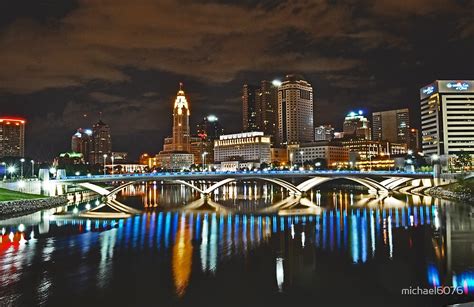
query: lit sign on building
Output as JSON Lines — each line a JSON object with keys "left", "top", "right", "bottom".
{"left": 420, "top": 82, "right": 439, "bottom": 100}
{"left": 422, "top": 86, "right": 435, "bottom": 95}
{"left": 446, "top": 81, "right": 469, "bottom": 91}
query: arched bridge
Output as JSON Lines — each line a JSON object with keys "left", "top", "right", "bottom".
{"left": 62, "top": 170, "right": 437, "bottom": 199}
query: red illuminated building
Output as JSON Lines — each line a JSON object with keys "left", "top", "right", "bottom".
{"left": 0, "top": 117, "right": 26, "bottom": 158}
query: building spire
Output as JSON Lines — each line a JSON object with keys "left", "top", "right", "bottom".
{"left": 179, "top": 82, "right": 183, "bottom": 91}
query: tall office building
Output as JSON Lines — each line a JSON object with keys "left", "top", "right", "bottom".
{"left": 256, "top": 80, "right": 278, "bottom": 138}
{"left": 277, "top": 74, "right": 314, "bottom": 145}
{"left": 420, "top": 80, "right": 474, "bottom": 159}
{"left": 408, "top": 128, "right": 420, "bottom": 152}
{"left": 343, "top": 111, "right": 371, "bottom": 140}
{"left": 71, "top": 128, "right": 92, "bottom": 163}
{"left": 89, "top": 119, "right": 112, "bottom": 164}
{"left": 196, "top": 115, "right": 224, "bottom": 165}
{"left": 372, "top": 108, "right": 409, "bottom": 143}
{"left": 0, "top": 117, "right": 25, "bottom": 158}
{"left": 314, "top": 125, "right": 334, "bottom": 141}
{"left": 197, "top": 115, "right": 224, "bottom": 141}
{"left": 242, "top": 84, "right": 258, "bottom": 131}
{"left": 158, "top": 83, "right": 194, "bottom": 169}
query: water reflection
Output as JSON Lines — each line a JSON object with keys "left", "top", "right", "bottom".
{"left": 0, "top": 184, "right": 473, "bottom": 305}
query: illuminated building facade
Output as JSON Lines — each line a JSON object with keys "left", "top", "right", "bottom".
{"left": 343, "top": 111, "right": 371, "bottom": 140}
{"left": 270, "top": 147, "right": 288, "bottom": 164}
{"left": 89, "top": 119, "right": 112, "bottom": 164}
{"left": 214, "top": 131, "right": 271, "bottom": 165}
{"left": 0, "top": 117, "right": 25, "bottom": 158}
{"left": 420, "top": 80, "right": 474, "bottom": 160}
{"left": 71, "top": 128, "right": 92, "bottom": 163}
{"left": 372, "top": 108, "right": 410, "bottom": 144}
{"left": 158, "top": 83, "right": 194, "bottom": 169}
{"left": 314, "top": 125, "right": 334, "bottom": 141}
{"left": 289, "top": 142, "right": 349, "bottom": 166}
{"left": 277, "top": 74, "right": 313, "bottom": 145}
{"left": 342, "top": 139, "right": 407, "bottom": 161}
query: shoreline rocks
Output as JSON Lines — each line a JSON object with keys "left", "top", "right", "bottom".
{"left": 0, "top": 197, "right": 69, "bottom": 220}
{"left": 427, "top": 186, "right": 474, "bottom": 204}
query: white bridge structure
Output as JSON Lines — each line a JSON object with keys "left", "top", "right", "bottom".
{"left": 56, "top": 170, "right": 439, "bottom": 200}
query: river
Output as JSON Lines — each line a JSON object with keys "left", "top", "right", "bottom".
{"left": 0, "top": 181, "right": 473, "bottom": 306}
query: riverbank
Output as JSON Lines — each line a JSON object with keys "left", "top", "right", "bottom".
{"left": 428, "top": 178, "right": 474, "bottom": 204}
{"left": 0, "top": 187, "right": 43, "bottom": 201}
{"left": 0, "top": 196, "right": 69, "bottom": 219}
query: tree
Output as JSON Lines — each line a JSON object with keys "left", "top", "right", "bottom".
{"left": 454, "top": 151, "right": 473, "bottom": 172}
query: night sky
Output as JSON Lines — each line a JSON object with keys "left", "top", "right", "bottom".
{"left": 0, "top": 0, "right": 473, "bottom": 160}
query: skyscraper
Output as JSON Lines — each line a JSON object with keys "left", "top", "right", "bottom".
{"left": 372, "top": 108, "right": 409, "bottom": 143}
{"left": 158, "top": 83, "right": 194, "bottom": 169}
{"left": 242, "top": 84, "right": 258, "bottom": 131}
{"left": 197, "top": 115, "right": 224, "bottom": 141}
{"left": 408, "top": 128, "right": 420, "bottom": 152}
{"left": 256, "top": 80, "right": 278, "bottom": 138}
{"left": 171, "top": 83, "right": 191, "bottom": 152}
{"left": 277, "top": 74, "right": 314, "bottom": 145}
{"left": 195, "top": 115, "right": 224, "bottom": 165}
{"left": 343, "top": 111, "right": 371, "bottom": 140}
{"left": 0, "top": 117, "right": 25, "bottom": 158}
{"left": 71, "top": 128, "right": 92, "bottom": 163}
{"left": 420, "top": 80, "right": 474, "bottom": 160}
{"left": 89, "top": 119, "right": 112, "bottom": 164}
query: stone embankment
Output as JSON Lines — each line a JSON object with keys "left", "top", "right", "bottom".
{"left": 428, "top": 187, "right": 474, "bottom": 204}
{"left": 0, "top": 196, "right": 68, "bottom": 219}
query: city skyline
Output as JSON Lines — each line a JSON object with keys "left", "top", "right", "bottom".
{"left": 0, "top": 1, "right": 472, "bottom": 159}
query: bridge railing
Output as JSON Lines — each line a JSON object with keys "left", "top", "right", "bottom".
{"left": 58, "top": 169, "right": 434, "bottom": 182}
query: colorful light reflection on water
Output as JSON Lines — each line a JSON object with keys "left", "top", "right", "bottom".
{"left": 0, "top": 184, "right": 473, "bottom": 306}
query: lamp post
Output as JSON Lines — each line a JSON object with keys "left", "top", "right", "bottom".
{"left": 20, "top": 158, "right": 25, "bottom": 178}
{"left": 7, "top": 165, "right": 16, "bottom": 180}
{"left": 30, "top": 160, "right": 34, "bottom": 177}
{"left": 103, "top": 154, "right": 108, "bottom": 175}
{"left": 202, "top": 151, "right": 208, "bottom": 171}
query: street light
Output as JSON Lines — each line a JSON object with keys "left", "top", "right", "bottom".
{"left": 20, "top": 158, "right": 25, "bottom": 178}
{"left": 103, "top": 154, "right": 108, "bottom": 175}
{"left": 30, "top": 160, "right": 34, "bottom": 177}
{"left": 7, "top": 165, "right": 16, "bottom": 179}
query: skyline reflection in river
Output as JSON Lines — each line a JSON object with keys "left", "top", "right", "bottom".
{"left": 0, "top": 182, "right": 473, "bottom": 306}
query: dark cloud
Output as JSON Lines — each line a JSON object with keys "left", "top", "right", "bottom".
{"left": 0, "top": 0, "right": 472, "bottom": 159}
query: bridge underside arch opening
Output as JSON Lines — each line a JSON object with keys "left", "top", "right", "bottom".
{"left": 297, "top": 177, "right": 388, "bottom": 195}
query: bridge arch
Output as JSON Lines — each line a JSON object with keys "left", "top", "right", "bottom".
{"left": 91, "top": 177, "right": 302, "bottom": 198}
{"left": 202, "top": 177, "right": 301, "bottom": 195}
{"left": 297, "top": 176, "right": 389, "bottom": 194}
